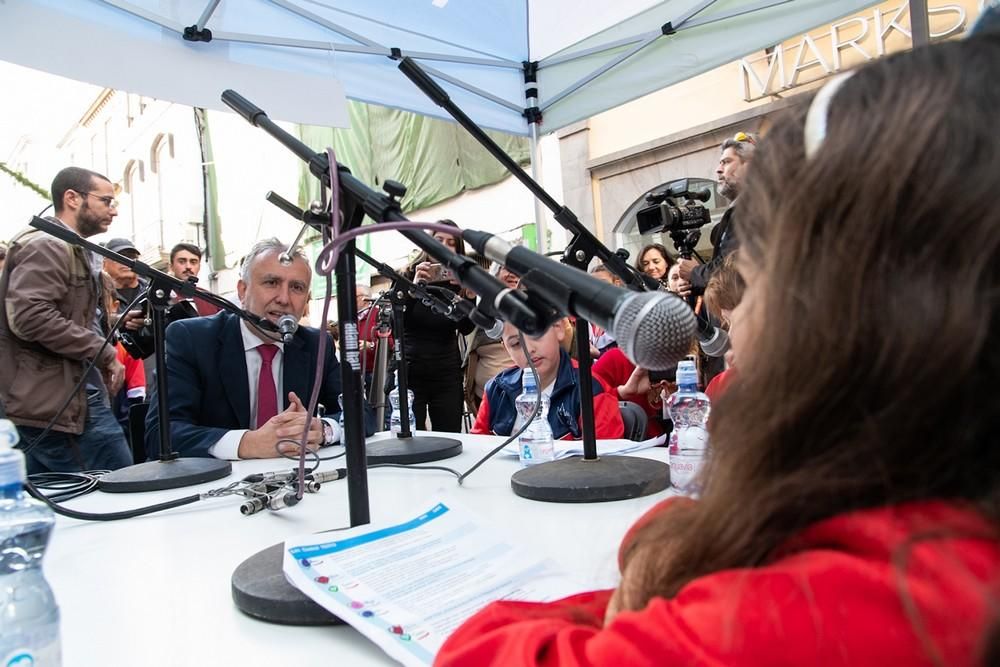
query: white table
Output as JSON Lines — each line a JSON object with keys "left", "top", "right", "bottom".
{"left": 46, "top": 432, "right": 671, "bottom": 666}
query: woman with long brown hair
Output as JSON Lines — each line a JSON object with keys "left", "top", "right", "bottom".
{"left": 634, "top": 242, "right": 672, "bottom": 288}
{"left": 436, "top": 33, "right": 1000, "bottom": 666}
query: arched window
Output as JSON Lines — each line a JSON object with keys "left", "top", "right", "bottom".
{"left": 122, "top": 159, "right": 144, "bottom": 246}
{"left": 149, "top": 134, "right": 175, "bottom": 250}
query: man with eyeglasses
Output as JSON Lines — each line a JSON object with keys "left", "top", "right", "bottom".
{"left": 676, "top": 132, "right": 756, "bottom": 295}
{"left": 0, "top": 166, "right": 133, "bottom": 474}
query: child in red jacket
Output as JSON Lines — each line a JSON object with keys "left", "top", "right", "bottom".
{"left": 437, "top": 34, "right": 1000, "bottom": 666}
{"left": 471, "top": 318, "right": 623, "bottom": 439}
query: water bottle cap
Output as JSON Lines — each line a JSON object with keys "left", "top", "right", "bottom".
{"left": 0, "top": 419, "right": 24, "bottom": 487}
{"left": 676, "top": 360, "right": 698, "bottom": 387}
{"left": 522, "top": 368, "right": 538, "bottom": 392}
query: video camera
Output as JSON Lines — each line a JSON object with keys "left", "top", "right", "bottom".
{"left": 635, "top": 178, "right": 712, "bottom": 236}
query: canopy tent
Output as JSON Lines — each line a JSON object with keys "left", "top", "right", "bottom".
{"left": 0, "top": 0, "right": 887, "bottom": 250}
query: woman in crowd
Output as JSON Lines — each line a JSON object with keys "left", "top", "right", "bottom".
{"left": 634, "top": 242, "right": 672, "bottom": 288}
{"left": 437, "top": 33, "right": 1000, "bottom": 666}
{"left": 402, "top": 220, "right": 475, "bottom": 432}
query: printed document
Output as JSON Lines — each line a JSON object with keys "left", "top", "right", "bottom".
{"left": 283, "top": 496, "right": 586, "bottom": 666}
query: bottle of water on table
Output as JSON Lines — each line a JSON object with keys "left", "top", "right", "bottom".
{"left": 0, "top": 419, "right": 62, "bottom": 666}
{"left": 515, "top": 369, "right": 554, "bottom": 466}
{"left": 666, "top": 360, "right": 711, "bottom": 496}
{"left": 388, "top": 369, "right": 416, "bottom": 436}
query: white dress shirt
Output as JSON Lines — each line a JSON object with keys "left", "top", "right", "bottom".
{"left": 208, "top": 320, "right": 340, "bottom": 459}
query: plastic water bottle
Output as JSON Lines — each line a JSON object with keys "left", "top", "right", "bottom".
{"left": 0, "top": 420, "right": 62, "bottom": 666}
{"left": 665, "top": 360, "right": 711, "bottom": 496}
{"left": 388, "top": 370, "right": 416, "bottom": 436}
{"left": 515, "top": 369, "right": 554, "bottom": 466}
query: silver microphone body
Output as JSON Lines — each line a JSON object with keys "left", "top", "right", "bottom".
{"left": 462, "top": 229, "right": 696, "bottom": 370}
{"left": 277, "top": 314, "right": 299, "bottom": 344}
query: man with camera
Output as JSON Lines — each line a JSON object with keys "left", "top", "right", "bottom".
{"left": 677, "top": 132, "right": 756, "bottom": 295}
{"left": 0, "top": 167, "right": 133, "bottom": 473}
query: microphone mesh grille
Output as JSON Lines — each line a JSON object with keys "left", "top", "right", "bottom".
{"left": 613, "top": 292, "right": 697, "bottom": 370}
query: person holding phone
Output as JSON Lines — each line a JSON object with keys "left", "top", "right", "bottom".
{"left": 401, "top": 220, "right": 475, "bottom": 433}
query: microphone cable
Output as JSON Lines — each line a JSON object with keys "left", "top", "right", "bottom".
{"left": 364, "top": 330, "right": 543, "bottom": 485}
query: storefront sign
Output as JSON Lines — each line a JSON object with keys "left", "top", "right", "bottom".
{"left": 739, "top": 2, "right": 967, "bottom": 101}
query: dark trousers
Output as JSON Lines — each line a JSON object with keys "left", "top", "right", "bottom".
{"left": 407, "top": 363, "right": 464, "bottom": 433}
{"left": 17, "top": 390, "right": 134, "bottom": 474}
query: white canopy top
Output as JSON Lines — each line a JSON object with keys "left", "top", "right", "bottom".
{"left": 1, "top": 0, "right": 880, "bottom": 134}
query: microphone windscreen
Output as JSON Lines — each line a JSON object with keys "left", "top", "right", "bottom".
{"left": 613, "top": 292, "right": 697, "bottom": 370}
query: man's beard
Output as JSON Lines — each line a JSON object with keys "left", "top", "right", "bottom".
{"left": 76, "top": 200, "right": 106, "bottom": 237}
{"left": 719, "top": 180, "right": 740, "bottom": 201}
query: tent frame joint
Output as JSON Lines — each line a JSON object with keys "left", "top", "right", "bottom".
{"left": 661, "top": 21, "right": 677, "bottom": 36}
{"left": 522, "top": 60, "right": 539, "bottom": 83}
{"left": 183, "top": 24, "right": 213, "bottom": 42}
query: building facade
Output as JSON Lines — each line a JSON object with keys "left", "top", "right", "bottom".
{"left": 558, "top": 0, "right": 986, "bottom": 263}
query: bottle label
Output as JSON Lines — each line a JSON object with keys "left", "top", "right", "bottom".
{"left": 3, "top": 638, "right": 60, "bottom": 666}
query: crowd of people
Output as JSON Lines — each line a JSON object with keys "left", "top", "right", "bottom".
{"left": 1, "top": 23, "right": 998, "bottom": 665}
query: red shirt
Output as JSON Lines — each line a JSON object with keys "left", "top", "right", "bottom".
{"left": 705, "top": 367, "right": 735, "bottom": 401}
{"left": 116, "top": 342, "right": 145, "bottom": 399}
{"left": 436, "top": 499, "right": 1000, "bottom": 666}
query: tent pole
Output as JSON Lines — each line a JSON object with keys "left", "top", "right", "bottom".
{"left": 528, "top": 119, "right": 548, "bottom": 254}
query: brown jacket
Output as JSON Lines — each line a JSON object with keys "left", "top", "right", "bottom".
{"left": 0, "top": 219, "right": 116, "bottom": 433}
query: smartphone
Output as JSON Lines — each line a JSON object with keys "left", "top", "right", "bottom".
{"left": 425, "top": 263, "right": 444, "bottom": 282}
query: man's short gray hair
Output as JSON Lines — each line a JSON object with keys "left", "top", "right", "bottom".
{"left": 239, "top": 238, "right": 310, "bottom": 284}
{"left": 720, "top": 135, "right": 757, "bottom": 162}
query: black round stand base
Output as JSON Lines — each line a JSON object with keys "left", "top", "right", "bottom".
{"left": 97, "top": 457, "right": 232, "bottom": 493}
{"left": 510, "top": 456, "right": 670, "bottom": 503}
{"left": 232, "top": 543, "right": 343, "bottom": 625}
{"left": 366, "top": 435, "right": 462, "bottom": 465}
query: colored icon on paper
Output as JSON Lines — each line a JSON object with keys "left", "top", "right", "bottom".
{"left": 350, "top": 601, "right": 364, "bottom": 609}
{"left": 300, "top": 558, "right": 311, "bottom": 567}
{"left": 389, "top": 625, "right": 404, "bottom": 635}
{"left": 361, "top": 610, "right": 374, "bottom": 617}
{"left": 328, "top": 585, "right": 339, "bottom": 592}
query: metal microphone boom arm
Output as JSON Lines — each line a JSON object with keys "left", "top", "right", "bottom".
{"left": 221, "top": 90, "right": 550, "bottom": 338}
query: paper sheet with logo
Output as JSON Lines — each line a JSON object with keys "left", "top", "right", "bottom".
{"left": 282, "top": 496, "right": 587, "bottom": 666}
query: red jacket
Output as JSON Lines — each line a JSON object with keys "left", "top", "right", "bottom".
{"left": 591, "top": 347, "right": 664, "bottom": 437}
{"left": 471, "top": 351, "right": 624, "bottom": 440}
{"left": 436, "top": 499, "right": 1000, "bottom": 666}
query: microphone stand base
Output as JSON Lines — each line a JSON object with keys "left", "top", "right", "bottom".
{"left": 511, "top": 455, "right": 669, "bottom": 503}
{"left": 97, "top": 457, "right": 232, "bottom": 493}
{"left": 366, "top": 435, "right": 462, "bottom": 465}
{"left": 232, "top": 543, "right": 343, "bottom": 626}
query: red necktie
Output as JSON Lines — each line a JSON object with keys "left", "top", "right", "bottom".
{"left": 256, "top": 344, "right": 279, "bottom": 428}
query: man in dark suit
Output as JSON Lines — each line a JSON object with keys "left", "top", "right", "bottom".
{"left": 145, "top": 238, "right": 373, "bottom": 459}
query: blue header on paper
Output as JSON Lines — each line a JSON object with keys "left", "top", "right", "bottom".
{"left": 288, "top": 502, "right": 451, "bottom": 558}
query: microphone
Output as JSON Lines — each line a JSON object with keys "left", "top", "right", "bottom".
{"left": 696, "top": 313, "right": 730, "bottom": 358}
{"left": 462, "top": 229, "right": 696, "bottom": 370}
{"left": 447, "top": 295, "right": 504, "bottom": 340}
{"left": 277, "top": 314, "right": 298, "bottom": 344}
